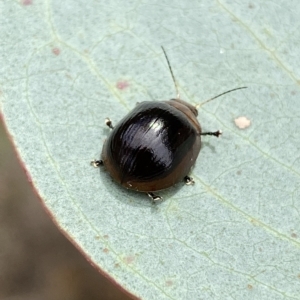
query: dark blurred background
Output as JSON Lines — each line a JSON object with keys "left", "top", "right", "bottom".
{"left": 0, "top": 118, "right": 135, "bottom": 300}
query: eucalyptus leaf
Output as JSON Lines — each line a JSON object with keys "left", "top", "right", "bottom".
{"left": 1, "top": 0, "right": 300, "bottom": 299}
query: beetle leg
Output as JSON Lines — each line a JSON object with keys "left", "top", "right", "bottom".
{"left": 90, "top": 159, "right": 104, "bottom": 168}
{"left": 147, "top": 192, "right": 163, "bottom": 202}
{"left": 105, "top": 118, "right": 114, "bottom": 129}
{"left": 184, "top": 175, "right": 195, "bottom": 185}
{"left": 201, "top": 130, "right": 222, "bottom": 138}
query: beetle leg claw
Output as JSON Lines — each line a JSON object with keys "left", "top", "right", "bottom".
{"left": 201, "top": 130, "right": 222, "bottom": 138}
{"left": 184, "top": 175, "right": 195, "bottom": 185}
{"left": 147, "top": 192, "right": 163, "bottom": 202}
{"left": 105, "top": 118, "right": 114, "bottom": 129}
{"left": 90, "top": 159, "right": 104, "bottom": 168}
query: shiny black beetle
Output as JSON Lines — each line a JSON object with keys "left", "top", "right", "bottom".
{"left": 91, "top": 47, "right": 246, "bottom": 201}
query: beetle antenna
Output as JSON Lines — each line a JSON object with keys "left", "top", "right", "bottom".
{"left": 161, "top": 46, "right": 180, "bottom": 99}
{"left": 195, "top": 87, "right": 247, "bottom": 109}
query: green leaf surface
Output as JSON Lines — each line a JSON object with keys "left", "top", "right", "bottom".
{"left": 1, "top": 0, "right": 300, "bottom": 299}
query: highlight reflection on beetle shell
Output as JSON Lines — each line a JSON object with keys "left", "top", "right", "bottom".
{"left": 101, "top": 100, "right": 202, "bottom": 192}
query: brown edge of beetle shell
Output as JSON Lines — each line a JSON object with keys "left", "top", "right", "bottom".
{"left": 101, "top": 134, "right": 201, "bottom": 192}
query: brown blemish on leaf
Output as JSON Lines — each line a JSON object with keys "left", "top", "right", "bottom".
{"left": 165, "top": 280, "right": 173, "bottom": 287}
{"left": 123, "top": 255, "right": 135, "bottom": 265}
{"left": 65, "top": 73, "right": 73, "bottom": 80}
{"left": 270, "top": 93, "right": 276, "bottom": 98}
{"left": 251, "top": 218, "right": 259, "bottom": 226}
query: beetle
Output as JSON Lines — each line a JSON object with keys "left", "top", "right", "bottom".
{"left": 91, "top": 47, "right": 246, "bottom": 201}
